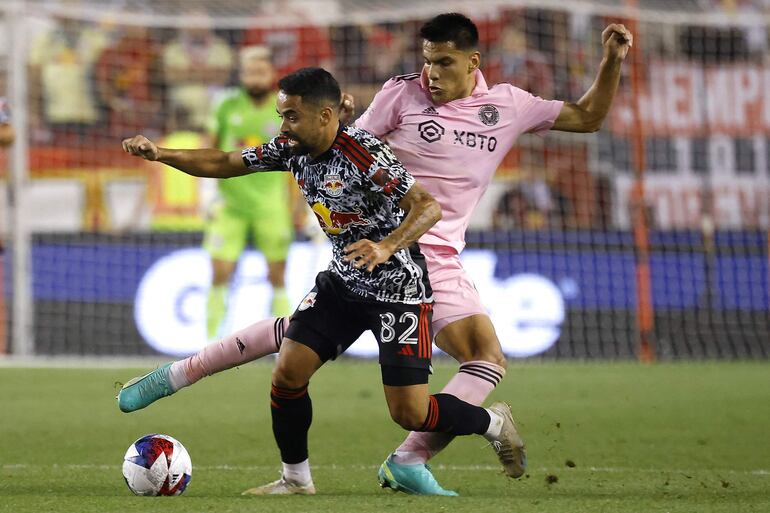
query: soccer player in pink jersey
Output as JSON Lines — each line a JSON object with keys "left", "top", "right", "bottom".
{"left": 118, "top": 12, "right": 632, "bottom": 496}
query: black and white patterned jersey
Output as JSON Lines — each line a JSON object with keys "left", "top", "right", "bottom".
{"left": 0, "top": 98, "right": 9, "bottom": 124}
{"left": 242, "top": 124, "right": 432, "bottom": 305}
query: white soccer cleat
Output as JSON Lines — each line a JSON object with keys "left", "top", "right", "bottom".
{"left": 242, "top": 476, "right": 316, "bottom": 496}
{"left": 487, "top": 402, "right": 527, "bottom": 478}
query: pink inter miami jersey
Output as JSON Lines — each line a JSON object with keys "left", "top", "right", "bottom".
{"left": 356, "top": 69, "right": 563, "bottom": 252}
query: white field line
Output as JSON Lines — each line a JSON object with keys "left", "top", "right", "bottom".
{"left": 2, "top": 463, "right": 769, "bottom": 476}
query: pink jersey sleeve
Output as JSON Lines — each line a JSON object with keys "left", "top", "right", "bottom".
{"left": 355, "top": 77, "right": 410, "bottom": 138}
{"left": 510, "top": 86, "right": 564, "bottom": 136}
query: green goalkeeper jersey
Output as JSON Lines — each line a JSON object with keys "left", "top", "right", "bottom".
{"left": 209, "top": 88, "right": 288, "bottom": 215}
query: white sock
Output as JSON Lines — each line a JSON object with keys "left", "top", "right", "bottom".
{"left": 167, "top": 361, "right": 191, "bottom": 391}
{"left": 483, "top": 409, "right": 504, "bottom": 440}
{"left": 282, "top": 459, "right": 312, "bottom": 485}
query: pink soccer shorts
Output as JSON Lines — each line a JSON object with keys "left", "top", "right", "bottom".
{"left": 420, "top": 243, "right": 488, "bottom": 335}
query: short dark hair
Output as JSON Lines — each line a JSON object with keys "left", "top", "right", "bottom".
{"left": 278, "top": 67, "right": 341, "bottom": 107}
{"left": 419, "top": 13, "right": 479, "bottom": 50}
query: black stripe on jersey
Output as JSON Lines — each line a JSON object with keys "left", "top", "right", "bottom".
{"left": 394, "top": 72, "right": 420, "bottom": 81}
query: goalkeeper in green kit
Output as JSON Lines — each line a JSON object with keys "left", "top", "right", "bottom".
{"left": 204, "top": 45, "right": 295, "bottom": 339}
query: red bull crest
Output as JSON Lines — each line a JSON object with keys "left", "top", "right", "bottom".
{"left": 323, "top": 174, "right": 345, "bottom": 197}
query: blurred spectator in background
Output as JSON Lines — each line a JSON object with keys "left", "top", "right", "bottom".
{"left": 144, "top": 106, "right": 207, "bottom": 232}
{"left": 28, "top": 13, "right": 110, "bottom": 142}
{"left": 366, "top": 23, "right": 412, "bottom": 81}
{"left": 493, "top": 186, "right": 532, "bottom": 230}
{"left": 203, "top": 45, "right": 296, "bottom": 339}
{"left": 488, "top": 21, "right": 554, "bottom": 98}
{"left": 0, "top": 97, "right": 13, "bottom": 147}
{"left": 242, "top": 1, "right": 334, "bottom": 79}
{"left": 96, "top": 25, "right": 161, "bottom": 138}
{"left": 493, "top": 173, "right": 573, "bottom": 230}
{"left": 162, "top": 11, "right": 234, "bottom": 131}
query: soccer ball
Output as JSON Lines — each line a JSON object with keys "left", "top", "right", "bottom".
{"left": 122, "top": 434, "right": 192, "bottom": 496}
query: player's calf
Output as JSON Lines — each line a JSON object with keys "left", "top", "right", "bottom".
{"left": 413, "top": 393, "right": 491, "bottom": 435}
{"left": 388, "top": 402, "right": 429, "bottom": 431}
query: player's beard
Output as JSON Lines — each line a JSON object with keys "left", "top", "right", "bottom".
{"left": 284, "top": 134, "right": 310, "bottom": 156}
{"left": 245, "top": 86, "right": 271, "bottom": 103}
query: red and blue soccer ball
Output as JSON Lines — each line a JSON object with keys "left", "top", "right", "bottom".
{"left": 122, "top": 434, "right": 192, "bottom": 496}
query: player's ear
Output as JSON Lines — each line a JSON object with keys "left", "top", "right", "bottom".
{"left": 468, "top": 51, "right": 481, "bottom": 72}
{"left": 319, "top": 105, "right": 334, "bottom": 126}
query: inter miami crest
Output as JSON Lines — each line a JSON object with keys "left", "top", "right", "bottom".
{"left": 478, "top": 104, "right": 500, "bottom": 126}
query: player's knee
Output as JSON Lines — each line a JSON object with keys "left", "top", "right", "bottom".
{"left": 271, "top": 364, "right": 306, "bottom": 389}
{"left": 443, "top": 339, "right": 508, "bottom": 370}
{"left": 466, "top": 339, "right": 508, "bottom": 370}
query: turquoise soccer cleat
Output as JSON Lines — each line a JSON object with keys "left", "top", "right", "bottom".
{"left": 117, "top": 363, "right": 174, "bottom": 413}
{"left": 378, "top": 454, "right": 458, "bottom": 496}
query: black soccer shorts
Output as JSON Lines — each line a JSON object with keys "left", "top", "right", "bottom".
{"left": 285, "top": 271, "right": 433, "bottom": 386}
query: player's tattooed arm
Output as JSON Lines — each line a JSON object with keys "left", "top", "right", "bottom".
{"left": 552, "top": 23, "right": 633, "bottom": 133}
{"left": 122, "top": 134, "right": 253, "bottom": 178}
{"left": 344, "top": 182, "right": 441, "bottom": 272}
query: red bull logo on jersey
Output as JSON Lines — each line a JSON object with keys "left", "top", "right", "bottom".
{"left": 323, "top": 174, "right": 345, "bottom": 197}
{"left": 312, "top": 202, "right": 370, "bottom": 235}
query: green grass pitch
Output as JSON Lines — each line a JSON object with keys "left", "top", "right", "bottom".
{"left": 1, "top": 360, "right": 768, "bottom": 513}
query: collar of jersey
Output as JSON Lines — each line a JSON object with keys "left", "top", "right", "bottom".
{"left": 420, "top": 68, "right": 489, "bottom": 104}
{"left": 310, "top": 122, "right": 346, "bottom": 163}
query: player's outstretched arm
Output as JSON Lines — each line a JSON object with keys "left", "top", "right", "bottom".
{"left": 552, "top": 24, "right": 633, "bottom": 133}
{"left": 122, "top": 134, "right": 252, "bottom": 178}
{"left": 344, "top": 183, "right": 441, "bottom": 272}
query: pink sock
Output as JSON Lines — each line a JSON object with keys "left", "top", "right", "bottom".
{"left": 392, "top": 361, "right": 506, "bottom": 465}
{"left": 168, "top": 317, "right": 289, "bottom": 390}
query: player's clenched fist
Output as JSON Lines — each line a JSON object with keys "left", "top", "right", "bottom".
{"left": 602, "top": 24, "right": 633, "bottom": 61}
{"left": 122, "top": 135, "right": 160, "bottom": 161}
{"left": 339, "top": 92, "right": 356, "bottom": 125}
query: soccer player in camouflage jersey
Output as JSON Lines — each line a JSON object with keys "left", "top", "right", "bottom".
{"left": 121, "top": 67, "right": 524, "bottom": 495}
